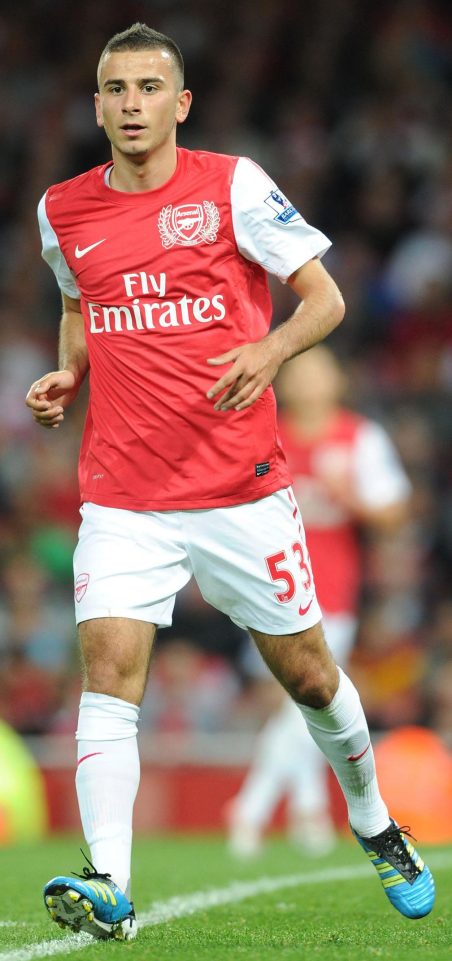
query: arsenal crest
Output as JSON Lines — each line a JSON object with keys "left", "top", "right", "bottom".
{"left": 75, "top": 572, "right": 90, "bottom": 602}
{"left": 158, "top": 201, "right": 220, "bottom": 248}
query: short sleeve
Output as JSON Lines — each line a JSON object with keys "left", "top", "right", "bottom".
{"left": 354, "top": 421, "right": 411, "bottom": 508}
{"left": 230, "top": 157, "right": 332, "bottom": 282}
{"left": 37, "top": 193, "right": 80, "bottom": 299}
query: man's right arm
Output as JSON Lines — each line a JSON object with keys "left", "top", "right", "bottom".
{"left": 25, "top": 293, "right": 89, "bottom": 429}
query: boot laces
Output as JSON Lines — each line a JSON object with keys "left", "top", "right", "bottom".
{"left": 373, "top": 825, "right": 421, "bottom": 879}
{"left": 72, "top": 848, "right": 112, "bottom": 882}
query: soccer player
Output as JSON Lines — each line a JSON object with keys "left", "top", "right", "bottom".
{"left": 227, "top": 345, "right": 412, "bottom": 857}
{"left": 25, "top": 23, "right": 434, "bottom": 941}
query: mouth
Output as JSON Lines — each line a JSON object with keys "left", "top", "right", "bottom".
{"left": 120, "top": 124, "right": 146, "bottom": 136}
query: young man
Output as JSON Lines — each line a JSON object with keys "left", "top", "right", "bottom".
{"left": 227, "top": 346, "right": 412, "bottom": 857}
{"left": 26, "top": 23, "right": 434, "bottom": 942}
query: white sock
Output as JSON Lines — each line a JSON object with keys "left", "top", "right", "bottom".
{"left": 297, "top": 668, "right": 390, "bottom": 837}
{"left": 75, "top": 692, "right": 140, "bottom": 899}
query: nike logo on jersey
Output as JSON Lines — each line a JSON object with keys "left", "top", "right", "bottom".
{"left": 299, "top": 598, "right": 314, "bottom": 616}
{"left": 75, "top": 239, "right": 106, "bottom": 258}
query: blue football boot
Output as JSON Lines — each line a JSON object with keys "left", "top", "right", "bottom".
{"left": 352, "top": 819, "right": 435, "bottom": 919}
{"left": 43, "top": 853, "right": 137, "bottom": 940}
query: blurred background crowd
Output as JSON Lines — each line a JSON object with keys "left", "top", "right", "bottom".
{"left": 0, "top": 0, "right": 451, "bottom": 752}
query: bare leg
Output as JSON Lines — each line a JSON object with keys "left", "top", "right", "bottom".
{"left": 249, "top": 621, "right": 339, "bottom": 707}
{"left": 248, "top": 621, "right": 389, "bottom": 838}
{"left": 79, "top": 616, "right": 157, "bottom": 704}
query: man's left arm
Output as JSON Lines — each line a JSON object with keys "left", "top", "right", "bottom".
{"left": 206, "top": 257, "right": 345, "bottom": 411}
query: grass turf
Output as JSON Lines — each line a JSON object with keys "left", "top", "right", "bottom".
{"left": 0, "top": 833, "right": 450, "bottom": 961}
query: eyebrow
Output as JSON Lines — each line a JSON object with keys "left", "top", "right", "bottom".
{"left": 103, "top": 76, "right": 164, "bottom": 88}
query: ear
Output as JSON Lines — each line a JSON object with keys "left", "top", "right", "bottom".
{"left": 94, "top": 92, "right": 104, "bottom": 129}
{"left": 176, "top": 89, "right": 192, "bottom": 125}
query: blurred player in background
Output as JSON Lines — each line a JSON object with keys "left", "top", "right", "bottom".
{"left": 227, "top": 346, "right": 411, "bottom": 856}
{"left": 26, "top": 22, "right": 433, "bottom": 942}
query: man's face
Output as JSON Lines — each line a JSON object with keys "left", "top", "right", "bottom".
{"left": 95, "top": 48, "right": 191, "bottom": 159}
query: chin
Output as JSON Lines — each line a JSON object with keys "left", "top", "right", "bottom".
{"left": 122, "top": 144, "right": 151, "bottom": 158}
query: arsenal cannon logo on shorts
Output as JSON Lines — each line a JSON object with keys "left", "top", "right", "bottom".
{"left": 75, "top": 572, "right": 90, "bottom": 602}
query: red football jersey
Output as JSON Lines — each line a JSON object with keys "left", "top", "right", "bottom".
{"left": 278, "top": 409, "right": 410, "bottom": 614}
{"left": 38, "top": 147, "right": 330, "bottom": 510}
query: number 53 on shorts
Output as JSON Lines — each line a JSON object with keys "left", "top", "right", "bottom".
{"left": 190, "top": 487, "right": 322, "bottom": 634}
{"left": 266, "top": 541, "right": 315, "bottom": 616}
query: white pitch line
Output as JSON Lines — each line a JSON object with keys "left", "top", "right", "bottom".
{"left": 0, "top": 934, "right": 92, "bottom": 961}
{"left": 139, "top": 862, "right": 374, "bottom": 925}
{"left": 1, "top": 850, "right": 451, "bottom": 961}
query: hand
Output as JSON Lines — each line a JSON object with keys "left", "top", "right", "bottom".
{"left": 206, "top": 340, "right": 283, "bottom": 411}
{"left": 25, "top": 369, "right": 79, "bottom": 429}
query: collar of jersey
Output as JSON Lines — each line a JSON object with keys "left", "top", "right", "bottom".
{"left": 95, "top": 147, "right": 185, "bottom": 204}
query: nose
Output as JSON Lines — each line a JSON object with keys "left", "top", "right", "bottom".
{"left": 122, "top": 87, "right": 141, "bottom": 113}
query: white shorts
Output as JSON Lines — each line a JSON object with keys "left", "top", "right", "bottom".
{"left": 73, "top": 488, "right": 322, "bottom": 635}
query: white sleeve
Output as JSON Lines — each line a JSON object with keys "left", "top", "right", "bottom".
{"left": 230, "top": 157, "right": 332, "bottom": 283}
{"left": 37, "top": 193, "right": 80, "bottom": 299}
{"left": 353, "top": 421, "right": 411, "bottom": 508}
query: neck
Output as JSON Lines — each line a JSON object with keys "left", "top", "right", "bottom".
{"left": 109, "top": 142, "right": 178, "bottom": 193}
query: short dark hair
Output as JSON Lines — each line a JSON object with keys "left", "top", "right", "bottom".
{"left": 97, "top": 23, "right": 184, "bottom": 89}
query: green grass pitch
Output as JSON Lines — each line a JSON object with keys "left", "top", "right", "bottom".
{"left": 0, "top": 834, "right": 451, "bottom": 961}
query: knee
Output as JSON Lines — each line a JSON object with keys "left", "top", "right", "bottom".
{"left": 83, "top": 658, "right": 146, "bottom": 705}
{"left": 79, "top": 618, "right": 153, "bottom": 704}
{"left": 250, "top": 622, "right": 340, "bottom": 710}
{"left": 281, "top": 624, "right": 339, "bottom": 707}
{"left": 286, "top": 661, "right": 339, "bottom": 709}
{"left": 84, "top": 654, "right": 133, "bottom": 694}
